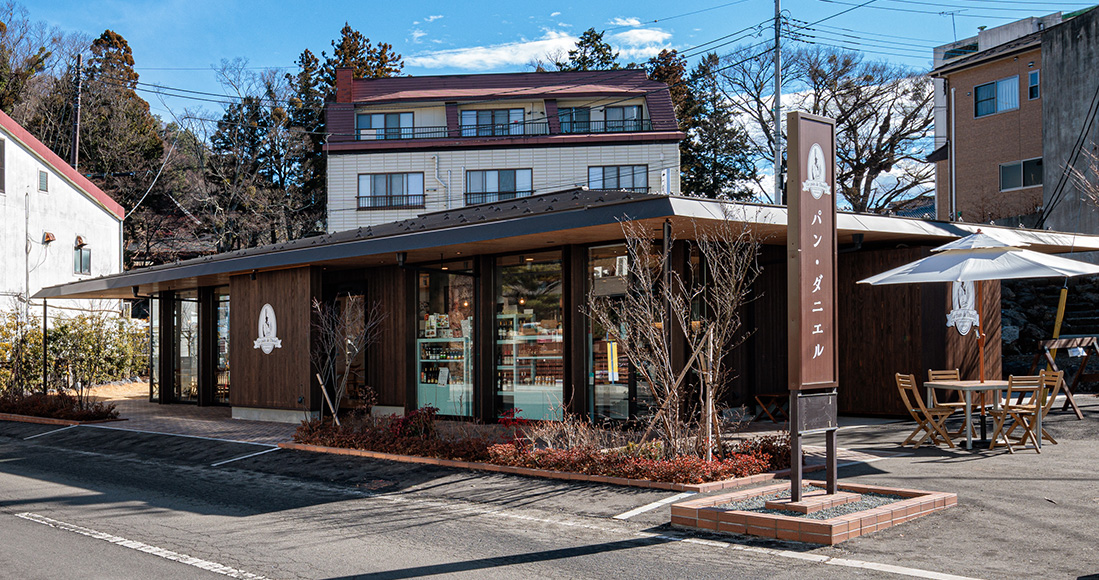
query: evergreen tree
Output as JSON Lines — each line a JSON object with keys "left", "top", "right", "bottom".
{"left": 646, "top": 49, "right": 694, "bottom": 130}
{"left": 320, "top": 23, "right": 403, "bottom": 90}
{"left": 681, "top": 53, "right": 755, "bottom": 199}
{"left": 555, "top": 28, "right": 620, "bottom": 71}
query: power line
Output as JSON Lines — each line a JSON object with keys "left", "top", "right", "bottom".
{"left": 818, "top": 0, "right": 1021, "bottom": 19}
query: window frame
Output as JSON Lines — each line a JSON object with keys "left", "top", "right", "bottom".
{"left": 355, "top": 112, "right": 415, "bottom": 140}
{"left": 356, "top": 172, "right": 426, "bottom": 210}
{"left": 0, "top": 139, "right": 6, "bottom": 194}
{"left": 587, "top": 165, "right": 649, "bottom": 192}
{"left": 465, "top": 168, "right": 533, "bottom": 204}
{"left": 604, "top": 105, "right": 644, "bottom": 132}
{"left": 999, "top": 157, "right": 1043, "bottom": 192}
{"left": 73, "top": 242, "right": 91, "bottom": 275}
{"left": 559, "top": 107, "right": 591, "bottom": 133}
{"left": 974, "top": 76, "right": 1020, "bottom": 118}
{"left": 38, "top": 169, "right": 49, "bottom": 192}
{"left": 1028, "top": 69, "right": 1040, "bottom": 100}
{"left": 459, "top": 108, "right": 525, "bottom": 136}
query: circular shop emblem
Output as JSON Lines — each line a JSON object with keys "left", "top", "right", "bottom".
{"left": 946, "top": 281, "right": 980, "bottom": 336}
{"left": 253, "top": 303, "right": 283, "bottom": 354}
{"left": 802, "top": 143, "right": 832, "bottom": 200}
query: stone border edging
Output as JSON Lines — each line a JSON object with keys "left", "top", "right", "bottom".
{"left": 278, "top": 442, "right": 824, "bottom": 492}
{"left": 0, "top": 413, "right": 127, "bottom": 426}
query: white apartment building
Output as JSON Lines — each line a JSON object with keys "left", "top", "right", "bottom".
{"left": 324, "top": 70, "right": 684, "bottom": 232}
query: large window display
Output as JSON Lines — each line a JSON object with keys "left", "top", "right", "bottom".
{"left": 417, "top": 262, "right": 474, "bottom": 417}
{"left": 149, "top": 297, "right": 159, "bottom": 402}
{"left": 495, "top": 251, "right": 564, "bottom": 421}
{"left": 173, "top": 291, "right": 199, "bottom": 403}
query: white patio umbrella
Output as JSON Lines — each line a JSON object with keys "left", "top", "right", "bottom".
{"left": 858, "top": 231, "right": 1099, "bottom": 381}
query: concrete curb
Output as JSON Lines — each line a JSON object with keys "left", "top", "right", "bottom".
{"left": 278, "top": 442, "right": 826, "bottom": 492}
{"left": 0, "top": 413, "right": 127, "bottom": 426}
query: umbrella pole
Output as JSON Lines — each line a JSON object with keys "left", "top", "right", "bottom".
{"left": 977, "top": 280, "right": 986, "bottom": 383}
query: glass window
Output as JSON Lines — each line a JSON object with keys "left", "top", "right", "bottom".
{"left": 416, "top": 262, "right": 475, "bottom": 417}
{"left": 460, "top": 108, "right": 525, "bottom": 136}
{"left": 357, "top": 172, "right": 425, "bottom": 209}
{"left": 0, "top": 139, "right": 6, "bottom": 193}
{"left": 356, "top": 112, "right": 414, "bottom": 140}
{"left": 1029, "top": 70, "right": 1040, "bottom": 100}
{"left": 149, "top": 297, "right": 159, "bottom": 402}
{"left": 974, "top": 76, "right": 1019, "bottom": 117}
{"left": 605, "top": 105, "right": 643, "bottom": 131}
{"left": 588, "top": 166, "right": 648, "bottom": 192}
{"left": 495, "top": 251, "right": 564, "bottom": 421}
{"left": 73, "top": 243, "right": 91, "bottom": 275}
{"left": 38, "top": 170, "right": 48, "bottom": 192}
{"left": 465, "top": 169, "right": 533, "bottom": 204}
{"left": 1000, "top": 158, "right": 1042, "bottom": 191}
{"left": 589, "top": 245, "right": 630, "bottom": 420}
{"left": 215, "top": 287, "right": 230, "bottom": 405}
{"left": 173, "top": 291, "right": 200, "bottom": 403}
{"left": 560, "top": 107, "right": 591, "bottom": 133}
{"left": 1022, "top": 158, "right": 1043, "bottom": 187}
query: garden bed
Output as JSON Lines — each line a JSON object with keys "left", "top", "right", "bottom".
{"left": 0, "top": 393, "right": 120, "bottom": 423}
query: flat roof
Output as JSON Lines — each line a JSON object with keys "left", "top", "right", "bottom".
{"left": 34, "top": 189, "right": 1099, "bottom": 299}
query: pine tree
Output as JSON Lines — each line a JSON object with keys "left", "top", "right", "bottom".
{"left": 646, "top": 49, "right": 694, "bottom": 130}
{"left": 681, "top": 53, "right": 755, "bottom": 199}
{"left": 320, "top": 23, "right": 404, "bottom": 91}
{"left": 555, "top": 28, "right": 620, "bottom": 71}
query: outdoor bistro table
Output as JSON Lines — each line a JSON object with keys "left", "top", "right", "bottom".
{"left": 925, "top": 379, "right": 1018, "bottom": 450}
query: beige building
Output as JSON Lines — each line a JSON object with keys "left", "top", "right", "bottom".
{"left": 324, "top": 70, "right": 684, "bottom": 231}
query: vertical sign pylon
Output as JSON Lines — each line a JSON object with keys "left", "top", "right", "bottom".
{"left": 786, "top": 112, "right": 839, "bottom": 501}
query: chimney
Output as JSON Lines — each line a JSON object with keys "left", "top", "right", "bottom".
{"left": 335, "top": 67, "right": 353, "bottom": 103}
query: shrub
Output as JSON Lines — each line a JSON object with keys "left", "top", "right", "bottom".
{"left": 0, "top": 392, "right": 118, "bottom": 421}
{"left": 732, "top": 433, "right": 792, "bottom": 471}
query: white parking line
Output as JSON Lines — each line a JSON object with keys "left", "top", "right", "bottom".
{"left": 23, "top": 425, "right": 78, "bottom": 440}
{"left": 210, "top": 447, "right": 280, "bottom": 467}
{"left": 613, "top": 492, "right": 695, "bottom": 520}
{"left": 79, "top": 424, "right": 280, "bottom": 447}
{"left": 15, "top": 512, "right": 270, "bottom": 580}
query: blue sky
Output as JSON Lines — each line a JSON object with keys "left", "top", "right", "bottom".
{"left": 31, "top": 0, "right": 1093, "bottom": 119}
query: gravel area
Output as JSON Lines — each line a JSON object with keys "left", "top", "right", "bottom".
{"left": 716, "top": 485, "right": 905, "bottom": 520}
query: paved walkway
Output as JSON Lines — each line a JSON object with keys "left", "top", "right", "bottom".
{"left": 106, "top": 397, "right": 298, "bottom": 446}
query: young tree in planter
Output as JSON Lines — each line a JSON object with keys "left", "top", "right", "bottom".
{"left": 311, "top": 295, "right": 385, "bottom": 424}
{"left": 587, "top": 209, "right": 761, "bottom": 458}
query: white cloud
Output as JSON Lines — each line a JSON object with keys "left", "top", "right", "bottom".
{"left": 608, "top": 16, "right": 642, "bottom": 27}
{"left": 406, "top": 29, "right": 578, "bottom": 70}
{"left": 410, "top": 29, "right": 427, "bottom": 43}
{"left": 550, "top": 11, "right": 561, "bottom": 17}
{"left": 424, "top": 14, "right": 443, "bottom": 22}
{"left": 611, "top": 28, "right": 672, "bottom": 46}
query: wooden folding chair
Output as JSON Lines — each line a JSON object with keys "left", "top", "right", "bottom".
{"left": 926, "top": 369, "right": 975, "bottom": 437}
{"left": 896, "top": 373, "right": 954, "bottom": 449}
{"left": 989, "top": 374, "right": 1042, "bottom": 453}
{"left": 1006, "top": 370, "right": 1063, "bottom": 446}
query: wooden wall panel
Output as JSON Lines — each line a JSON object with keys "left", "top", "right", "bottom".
{"left": 365, "top": 266, "right": 412, "bottom": 408}
{"left": 946, "top": 280, "right": 1001, "bottom": 382}
{"left": 229, "top": 267, "right": 319, "bottom": 411}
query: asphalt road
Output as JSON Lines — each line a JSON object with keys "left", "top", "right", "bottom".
{"left": 2, "top": 416, "right": 1082, "bottom": 580}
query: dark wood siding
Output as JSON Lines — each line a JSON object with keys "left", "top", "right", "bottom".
{"left": 365, "top": 266, "right": 412, "bottom": 408}
{"left": 229, "top": 267, "right": 319, "bottom": 411}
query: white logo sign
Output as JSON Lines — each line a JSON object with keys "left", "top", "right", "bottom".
{"left": 802, "top": 143, "right": 832, "bottom": 200}
{"left": 253, "top": 303, "right": 282, "bottom": 354}
{"left": 946, "top": 281, "right": 980, "bottom": 337}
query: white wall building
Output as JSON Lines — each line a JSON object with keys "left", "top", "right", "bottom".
{"left": 324, "top": 70, "right": 684, "bottom": 231}
{"left": 0, "top": 110, "right": 124, "bottom": 317}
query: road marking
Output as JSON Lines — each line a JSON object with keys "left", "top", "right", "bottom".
{"left": 613, "top": 492, "right": 695, "bottom": 520}
{"left": 79, "top": 424, "right": 280, "bottom": 448}
{"left": 210, "top": 447, "right": 280, "bottom": 467}
{"left": 23, "top": 425, "right": 78, "bottom": 440}
{"left": 15, "top": 512, "right": 270, "bottom": 580}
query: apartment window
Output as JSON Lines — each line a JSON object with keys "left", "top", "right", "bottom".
{"left": 465, "top": 169, "right": 533, "bottom": 204}
{"left": 1028, "top": 70, "right": 1040, "bottom": 100}
{"left": 356, "top": 172, "right": 425, "bottom": 209}
{"left": 356, "top": 112, "right": 414, "bottom": 140}
{"left": 460, "top": 108, "right": 524, "bottom": 136}
{"left": 73, "top": 238, "right": 91, "bottom": 275}
{"left": 974, "top": 76, "right": 1019, "bottom": 117}
{"left": 588, "top": 165, "right": 648, "bottom": 192}
{"left": 38, "top": 170, "right": 49, "bottom": 192}
{"left": 1000, "top": 158, "right": 1042, "bottom": 191}
{"left": 559, "top": 107, "right": 590, "bottom": 133}
{"left": 605, "top": 105, "right": 643, "bottom": 132}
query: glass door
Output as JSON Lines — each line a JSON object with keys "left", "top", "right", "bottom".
{"left": 416, "top": 262, "right": 474, "bottom": 417}
{"left": 173, "top": 291, "right": 200, "bottom": 403}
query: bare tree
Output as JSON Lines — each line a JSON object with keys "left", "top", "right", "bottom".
{"left": 587, "top": 207, "right": 761, "bottom": 458}
{"left": 718, "top": 45, "right": 933, "bottom": 211}
{"left": 311, "top": 295, "right": 385, "bottom": 424}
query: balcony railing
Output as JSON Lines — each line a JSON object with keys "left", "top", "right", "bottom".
{"left": 464, "top": 190, "right": 534, "bottom": 205}
{"left": 356, "top": 194, "right": 426, "bottom": 209}
{"left": 351, "top": 119, "right": 654, "bottom": 141}
{"left": 588, "top": 186, "right": 651, "bottom": 194}
{"left": 561, "top": 119, "right": 653, "bottom": 134}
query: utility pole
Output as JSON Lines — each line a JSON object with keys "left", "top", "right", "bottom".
{"left": 71, "top": 54, "right": 82, "bottom": 170}
{"left": 774, "top": 0, "right": 783, "bottom": 205}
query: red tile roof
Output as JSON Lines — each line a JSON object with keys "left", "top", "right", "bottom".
{"left": 0, "top": 109, "right": 124, "bottom": 219}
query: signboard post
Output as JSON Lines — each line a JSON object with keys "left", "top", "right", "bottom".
{"left": 786, "top": 112, "right": 839, "bottom": 501}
